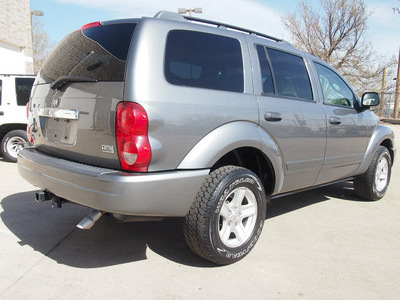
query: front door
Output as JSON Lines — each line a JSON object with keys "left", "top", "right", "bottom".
{"left": 313, "top": 63, "right": 376, "bottom": 185}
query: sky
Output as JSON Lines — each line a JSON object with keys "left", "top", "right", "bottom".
{"left": 30, "top": 0, "right": 400, "bottom": 59}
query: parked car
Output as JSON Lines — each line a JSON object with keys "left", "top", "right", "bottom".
{"left": 0, "top": 74, "right": 35, "bottom": 162}
{"left": 18, "top": 11, "right": 395, "bottom": 265}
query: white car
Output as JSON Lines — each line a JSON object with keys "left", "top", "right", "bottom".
{"left": 0, "top": 74, "right": 35, "bottom": 162}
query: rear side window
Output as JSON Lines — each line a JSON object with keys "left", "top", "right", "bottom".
{"left": 165, "top": 30, "right": 244, "bottom": 93}
{"left": 38, "top": 23, "right": 137, "bottom": 84}
{"left": 15, "top": 78, "right": 35, "bottom": 106}
{"left": 265, "top": 48, "right": 313, "bottom": 100}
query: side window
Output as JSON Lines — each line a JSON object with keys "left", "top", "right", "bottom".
{"left": 165, "top": 30, "right": 244, "bottom": 93}
{"left": 256, "top": 45, "right": 274, "bottom": 95}
{"left": 15, "top": 78, "right": 35, "bottom": 106}
{"left": 0, "top": 80, "right": 2, "bottom": 106}
{"left": 314, "top": 63, "right": 354, "bottom": 108}
{"left": 267, "top": 48, "right": 313, "bottom": 101}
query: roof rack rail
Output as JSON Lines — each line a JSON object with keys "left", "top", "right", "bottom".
{"left": 184, "top": 15, "right": 283, "bottom": 43}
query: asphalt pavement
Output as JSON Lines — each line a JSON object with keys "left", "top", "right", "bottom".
{"left": 1, "top": 125, "right": 399, "bottom": 299}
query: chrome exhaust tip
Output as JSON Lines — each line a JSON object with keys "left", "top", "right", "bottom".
{"left": 76, "top": 210, "right": 103, "bottom": 230}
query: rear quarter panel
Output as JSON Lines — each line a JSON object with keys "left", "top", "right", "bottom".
{"left": 125, "top": 18, "right": 259, "bottom": 171}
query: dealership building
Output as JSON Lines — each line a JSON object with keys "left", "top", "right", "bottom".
{"left": 0, "top": 0, "right": 34, "bottom": 74}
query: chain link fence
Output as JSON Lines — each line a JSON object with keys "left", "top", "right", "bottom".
{"left": 376, "top": 92, "right": 398, "bottom": 119}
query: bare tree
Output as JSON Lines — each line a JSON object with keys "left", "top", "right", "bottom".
{"left": 281, "top": 0, "right": 394, "bottom": 93}
{"left": 394, "top": 0, "right": 400, "bottom": 14}
{"left": 32, "top": 16, "right": 55, "bottom": 74}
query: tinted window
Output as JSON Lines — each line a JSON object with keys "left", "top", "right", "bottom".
{"left": 267, "top": 49, "right": 313, "bottom": 100}
{"left": 38, "top": 23, "right": 136, "bottom": 84}
{"left": 15, "top": 78, "right": 35, "bottom": 106}
{"left": 165, "top": 30, "right": 244, "bottom": 93}
{"left": 256, "top": 45, "right": 274, "bottom": 95}
{"left": 0, "top": 80, "right": 2, "bottom": 106}
{"left": 314, "top": 63, "right": 354, "bottom": 108}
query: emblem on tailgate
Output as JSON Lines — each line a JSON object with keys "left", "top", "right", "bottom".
{"left": 51, "top": 98, "right": 60, "bottom": 107}
{"left": 102, "top": 145, "right": 114, "bottom": 154}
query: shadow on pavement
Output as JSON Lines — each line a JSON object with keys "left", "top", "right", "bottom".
{"left": 1, "top": 191, "right": 214, "bottom": 268}
{"left": 267, "top": 181, "right": 361, "bottom": 218}
{"left": 1, "top": 181, "right": 362, "bottom": 268}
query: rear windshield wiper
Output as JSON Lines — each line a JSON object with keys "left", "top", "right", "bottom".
{"left": 50, "top": 75, "right": 97, "bottom": 90}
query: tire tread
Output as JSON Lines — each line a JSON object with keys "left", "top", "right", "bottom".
{"left": 183, "top": 166, "right": 241, "bottom": 264}
{"left": 354, "top": 146, "right": 391, "bottom": 201}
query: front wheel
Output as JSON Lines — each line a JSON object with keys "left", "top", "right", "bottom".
{"left": 183, "top": 166, "right": 267, "bottom": 265}
{"left": 353, "top": 146, "right": 392, "bottom": 201}
{"left": 1, "top": 130, "right": 29, "bottom": 163}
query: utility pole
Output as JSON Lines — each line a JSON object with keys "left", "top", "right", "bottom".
{"left": 394, "top": 47, "right": 400, "bottom": 119}
{"left": 380, "top": 68, "right": 386, "bottom": 118}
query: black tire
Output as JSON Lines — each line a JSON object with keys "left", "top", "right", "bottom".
{"left": 1, "top": 130, "right": 29, "bottom": 163}
{"left": 183, "top": 166, "right": 267, "bottom": 265}
{"left": 353, "top": 146, "right": 392, "bottom": 201}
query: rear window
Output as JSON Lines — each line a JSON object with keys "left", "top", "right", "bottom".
{"left": 165, "top": 30, "right": 244, "bottom": 93}
{"left": 37, "top": 23, "right": 137, "bottom": 84}
{"left": 15, "top": 77, "right": 35, "bottom": 106}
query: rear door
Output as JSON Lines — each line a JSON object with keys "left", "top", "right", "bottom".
{"left": 30, "top": 21, "right": 137, "bottom": 169}
{"left": 254, "top": 45, "right": 327, "bottom": 193}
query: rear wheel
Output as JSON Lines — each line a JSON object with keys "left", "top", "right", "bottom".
{"left": 353, "top": 146, "right": 392, "bottom": 201}
{"left": 1, "top": 130, "right": 29, "bottom": 163}
{"left": 183, "top": 166, "right": 267, "bottom": 265}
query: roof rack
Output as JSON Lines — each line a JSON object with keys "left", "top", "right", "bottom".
{"left": 183, "top": 15, "right": 283, "bottom": 43}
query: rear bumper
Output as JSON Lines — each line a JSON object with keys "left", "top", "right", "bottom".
{"left": 17, "top": 148, "right": 209, "bottom": 216}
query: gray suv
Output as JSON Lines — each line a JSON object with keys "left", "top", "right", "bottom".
{"left": 18, "top": 11, "right": 395, "bottom": 264}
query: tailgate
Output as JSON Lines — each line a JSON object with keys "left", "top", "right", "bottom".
{"left": 31, "top": 82, "right": 123, "bottom": 169}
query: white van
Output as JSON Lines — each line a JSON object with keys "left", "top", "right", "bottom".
{"left": 0, "top": 74, "right": 35, "bottom": 162}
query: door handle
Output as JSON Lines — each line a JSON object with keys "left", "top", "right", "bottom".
{"left": 264, "top": 112, "right": 282, "bottom": 122}
{"left": 0, "top": 111, "right": 4, "bottom": 116}
{"left": 329, "top": 117, "right": 341, "bottom": 125}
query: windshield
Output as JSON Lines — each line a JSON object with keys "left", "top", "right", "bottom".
{"left": 37, "top": 22, "right": 137, "bottom": 84}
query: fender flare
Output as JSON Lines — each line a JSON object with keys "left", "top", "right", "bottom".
{"left": 356, "top": 124, "right": 395, "bottom": 175}
{"left": 177, "top": 121, "right": 285, "bottom": 193}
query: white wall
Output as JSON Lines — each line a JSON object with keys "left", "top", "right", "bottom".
{"left": 0, "top": 41, "right": 33, "bottom": 74}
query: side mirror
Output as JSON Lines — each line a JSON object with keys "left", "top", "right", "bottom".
{"left": 361, "top": 92, "right": 380, "bottom": 107}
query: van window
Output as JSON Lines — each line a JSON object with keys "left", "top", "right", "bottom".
{"left": 37, "top": 23, "right": 137, "bottom": 84}
{"left": 314, "top": 63, "right": 354, "bottom": 108}
{"left": 0, "top": 80, "right": 2, "bottom": 106}
{"left": 256, "top": 45, "right": 274, "bottom": 95}
{"left": 15, "top": 77, "right": 35, "bottom": 106}
{"left": 267, "top": 49, "right": 313, "bottom": 100}
{"left": 165, "top": 30, "right": 244, "bottom": 93}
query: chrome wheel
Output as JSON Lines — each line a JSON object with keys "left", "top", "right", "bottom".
{"left": 6, "top": 136, "right": 27, "bottom": 159}
{"left": 375, "top": 156, "right": 389, "bottom": 192}
{"left": 218, "top": 187, "right": 258, "bottom": 248}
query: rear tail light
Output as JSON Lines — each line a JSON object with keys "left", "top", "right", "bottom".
{"left": 116, "top": 102, "right": 151, "bottom": 172}
{"left": 26, "top": 102, "right": 33, "bottom": 143}
{"left": 27, "top": 125, "right": 33, "bottom": 144}
{"left": 26, "top": 102, "right": 30, "bottom": 119}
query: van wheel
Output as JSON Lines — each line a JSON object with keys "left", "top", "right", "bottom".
{"left": 353, "top": 146, "right": 392, "bottom": 201}
{"left": 183, "top": 166, "right": 266, "bottom": 265}
{"left": 1, "top": 130, "right": 29, "bottom": 163}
